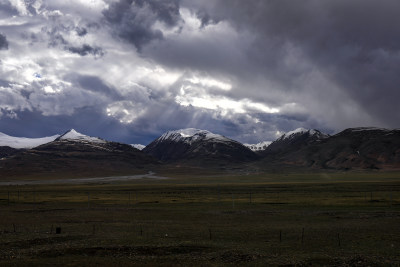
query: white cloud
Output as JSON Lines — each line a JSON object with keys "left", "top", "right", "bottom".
{"left": 8, "top": 0, "right": 30, "bottom": 16}
{"left": 176, "top": 93, "right": 279, "bottom": 115}
{"left": 185, "top": 76, "right": 232, "bottom": 91}
{"left": 106, "top": 101, "right": 145, "bottom": 124}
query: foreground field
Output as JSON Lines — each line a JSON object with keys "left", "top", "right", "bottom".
{"left": 0, "top": 172, "right": 400, "bottom": 266}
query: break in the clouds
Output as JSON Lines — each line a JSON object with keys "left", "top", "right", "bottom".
{"left": 0, "top": 0, "right": 399, "bottom": 145}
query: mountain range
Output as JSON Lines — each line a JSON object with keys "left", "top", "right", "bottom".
{"left": 0, "top": 129, "right": 158, "bottom": 178}
{"left": 1, "top": 127, "right": 400, "bottom": 178}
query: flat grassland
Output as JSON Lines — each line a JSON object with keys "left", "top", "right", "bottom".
{"left": 0, "top": 171, "right": 400, "bottom": 266}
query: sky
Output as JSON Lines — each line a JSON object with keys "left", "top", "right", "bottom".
{"left": 0, "top": 0, "right": 399, "bottom": 145}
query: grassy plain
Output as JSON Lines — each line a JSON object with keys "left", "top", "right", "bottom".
{"left": 0, "top": 171, "right": 400, "bottom": 266}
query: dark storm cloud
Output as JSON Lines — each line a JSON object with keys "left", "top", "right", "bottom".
{"left": 72, "top": 74, "right": 122, "bottom": 100}
{"left": 103, "top": 0, "right": 181, "bottom": 51}
{"left": 0, "top": 34, "right": 9, "bottom": 50}
{"left": 204, "top": 0, "right": 400, "bottom": 127}
{"left": 67, "top": 44, "right": 104, "bottom": 57}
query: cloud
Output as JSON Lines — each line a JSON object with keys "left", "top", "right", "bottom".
{"left": 191, "top": 0, "right": 400, "bottom": 130}
{"left": 0, "top": 2, "right": 18, "bottom": 18}
{"left": 75, "top": 27, "right": 87, "bottom": 36}
{"left": 102, "top": 0, "right": 182, "bottom": 51}
{"left": 67, "top": 44, "right": 104, "bottom": 57}
{"left": 0, "top": 33, "right": 8, "bottom": 50}
{"left": 72, "top": 74, "right": 121, "bottom": 100}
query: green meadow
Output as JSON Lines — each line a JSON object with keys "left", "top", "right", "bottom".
{"left": 0, "top": 171, "right": 399, "bottom": 266}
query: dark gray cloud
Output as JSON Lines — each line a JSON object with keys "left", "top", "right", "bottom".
{"left": 0, "top": 79, "right": 10, "bottom": 87}
{"left": 0, "top": 2, "right": 18, "bottom": 18}
{"left": 67, "top": 44, "right": 104, "bottom": 57}
{"left": 137, "top": 0, "right": 400, "bottom": 133}
{"left": 44, "top": 27, "right": 68, "bottom": 47}
{"left": 40, "top": 21, "right": 104, "bottom": 57}
{"left": 75, "top": 27, "right": 88, "bottom": 36}
{"left": 0, "top": 34, "right": 9, "bottom": 50}
{"left": 103, "top": 0, "right": 181, "bottom": 51}
{"left": 197, "top": 0, "right": 400, "bottom": 127}
{"left": 72, "top": 74, "right": 121, "bottom": 100}
{"left": 23, "top": 0, "right": 38, "bottom": 15}
{"left": 195, "top": 10, "right": 220, "bottom": 28}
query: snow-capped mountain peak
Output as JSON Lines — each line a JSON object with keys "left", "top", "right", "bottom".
{"left": 286, "top": 128, "right": 312, "bottom": 136}
{"left": 158, "top": 128, "right": 231, "bottom": 144}
{"left": 279, "top": 128, "right": 328, "bottom": 141}
{"left": 143, "top": 128, "right": 258, "bottom": 162}
{"left": 0, "top": 132, "right": 60, "bottom": 149}
{"left": 244, "top": 141, "right": 272, "bottom": 152}
{"left": 57, "top": 129, "right": 106, "bottom": 143}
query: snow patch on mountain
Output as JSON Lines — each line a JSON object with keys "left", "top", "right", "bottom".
{"left": 0, "top": 132, "right": 60, "bottom": 149}
{"left": 57, "top": 129, "right": 106, "bottom": 143}
{"left": 244, "top": 141, "right": 272, "bottom": 151}
{"left": 131, "top": 144, "right": 145, "bottom": 150}
{"left": 279, "top": 128, "right": 328, "bottom": 140}
{"left": 287, "top": 128, "right": 314, "bottom": 136}
{"left": 158, "top": 128, "right": 233, "bottom": 144}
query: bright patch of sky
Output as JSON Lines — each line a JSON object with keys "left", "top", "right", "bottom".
{"left": 175, "top": 93, "right": 279, "bottom": 115}
{"left": 185, "top": 76, "right": 232, "bottom": 91}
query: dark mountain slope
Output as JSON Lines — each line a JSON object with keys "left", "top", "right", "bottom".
{"left": 261, "top": 128, "right": 329, "bottom": 157}
{"left": 261, "top": 127, "right": 400, "bottom": 170}
{"left": 0, "top": 146, "right": 23, "bottom": 158}
{"left": 143, "top": 128, "right": 258, "bottom": 166}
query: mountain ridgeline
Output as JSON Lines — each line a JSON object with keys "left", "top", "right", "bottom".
{"left": 143, "top": 129, "right": 258, "bottom": 166}
{"left": 259, "top": 127, "right": 400, "bottom": 170}
{"left": 1, "top": 127, "right": 400, "bottom": 178}
{"left": 0, "top": 129, "right": 159, "bottom": 178}
{"left": 261, "top": 128, "right": 329, "bottom": 157}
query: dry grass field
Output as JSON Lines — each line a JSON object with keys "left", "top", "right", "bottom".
{"left": 0, "top": 171, "right": 400, "bottom": 266}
